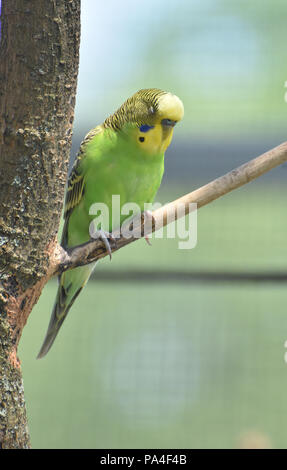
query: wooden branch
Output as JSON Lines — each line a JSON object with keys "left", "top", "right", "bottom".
{"left": 52, "top": 141, "right": 287, "bottom": 276}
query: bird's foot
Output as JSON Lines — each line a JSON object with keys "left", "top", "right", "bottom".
{"left": 144, "top": 235, "right": 152, "bottom": 246}
{"left": 125, "top": 210, "right": 155, "bottom": 242}
{"left": 92, "top": 230, "right": 117, "bottom": 260}
{"left": 141, "top": 210, "right": 154, "bottom": 245}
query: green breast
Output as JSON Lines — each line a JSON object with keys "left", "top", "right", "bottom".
{"left": 66, "top": 128, "right": 164, "bottom": 247}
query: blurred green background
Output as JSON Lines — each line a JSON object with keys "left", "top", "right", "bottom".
{"left": 20, "top": 0, "right": 287, "bottom": 448}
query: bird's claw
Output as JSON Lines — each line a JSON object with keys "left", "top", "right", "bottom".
{"left": 141, "top": 210, "right": 154, "bottom": 245}
{"left": 92, "top": 230, "right": 117, "bottom": 260}
{"left": 126, "top": 210, "right": 155, "bottom": 242}
{"left": 144, "top": 235, "right": 152, "bottom": 246}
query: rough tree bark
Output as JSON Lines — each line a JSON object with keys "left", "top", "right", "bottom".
{"left": 0, "top": 0, "right": 80, "bottom": 449}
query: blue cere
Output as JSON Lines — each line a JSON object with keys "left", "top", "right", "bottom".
{"left": 139, "top": 124, "right": 154, "bottom": 133}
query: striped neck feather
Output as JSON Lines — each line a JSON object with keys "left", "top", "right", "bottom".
{"left": 103, "top": 89, "right": 167, "bottom": 131}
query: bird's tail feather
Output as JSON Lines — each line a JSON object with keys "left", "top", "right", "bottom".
{"left": 37, "top": 264, "right": 95, "bottom": 359}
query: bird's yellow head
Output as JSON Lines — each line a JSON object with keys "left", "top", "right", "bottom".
{"left": 104, "top": 88, "right": 184, "bottom": 154}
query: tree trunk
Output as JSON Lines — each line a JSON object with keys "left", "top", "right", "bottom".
{"left": 0, "top": 0, "right": 80, "bottom": 448}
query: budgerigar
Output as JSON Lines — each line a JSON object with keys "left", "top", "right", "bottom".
{"left": 37, "top": 88, "right": 184, "bottom": 358}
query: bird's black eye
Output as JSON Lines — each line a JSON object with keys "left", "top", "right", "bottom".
{"left": 161, "top": 119, "right": 177, "bottom": 127}
{"left": 139, "top": 136, "right": 145, "bottom": 142}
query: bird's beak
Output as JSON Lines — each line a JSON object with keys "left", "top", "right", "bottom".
{"left": 161, "top": 119, "right": 177, "bottom": 128}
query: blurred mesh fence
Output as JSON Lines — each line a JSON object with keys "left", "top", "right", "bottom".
{"left": 19, "top": 0, "right": 287, "bottom": 449}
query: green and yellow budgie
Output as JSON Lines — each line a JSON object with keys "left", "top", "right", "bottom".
{"left": 37, "top": 88, "right": 184, "bottom": 358}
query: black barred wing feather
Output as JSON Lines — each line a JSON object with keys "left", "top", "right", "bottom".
{"left": 64, "top": 167, "right": 85, "bottom": 219}
{"left": 61, "top": 126, "right": 103, "bottom": 248}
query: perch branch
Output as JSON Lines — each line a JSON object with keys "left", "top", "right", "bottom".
{"left": 53, "top": 141, "right": 287, "bottom": 276}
